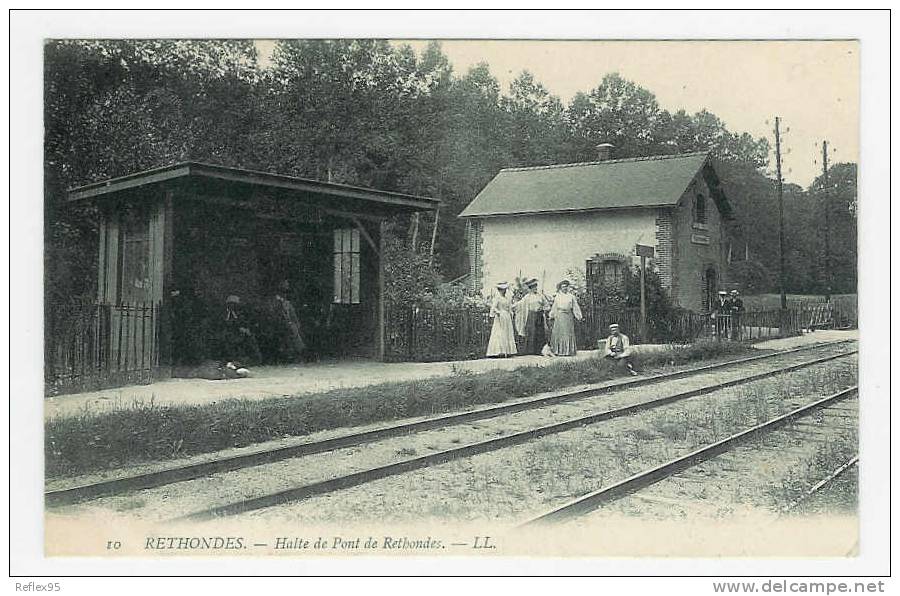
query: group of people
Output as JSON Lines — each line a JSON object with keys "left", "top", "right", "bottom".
{"left": 713, "top": 289, "right": 745, "bottom": 340}
{"left": 485, "top": 277, "right": 638, "bottom": 375}
{"left": 170, "top": 279, "right": 309, "bottom": 378}
{"left": 485, "top": 277, "right": 583, "bottom": 358}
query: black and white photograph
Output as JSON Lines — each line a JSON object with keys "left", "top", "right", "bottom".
{"left": 8, "top": 8, "right": 892, "bottom": 584}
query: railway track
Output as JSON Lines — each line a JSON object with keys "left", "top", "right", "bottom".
{"left": 520, "top": 386, "right": 858, "bottom": 526}
{"left": 780, "top": 455, "right": 859, "bottom": 514}
{"left": 46, "top": 339, "right": 855, "bottom": 507}
{"left": 164, "top": 347, "right": 856, "bottom": 523}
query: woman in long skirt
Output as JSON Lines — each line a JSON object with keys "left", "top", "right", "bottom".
{"left": 548, "top": 279, "right": 583, "bottom": 356}
{"left": 514, "top": 277, "right": 550, "bottom": 355}
{"left": 486, "top": 282, "right": 517, "bottom": 357}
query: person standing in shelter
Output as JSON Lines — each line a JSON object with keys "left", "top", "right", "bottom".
{"left": 729, "top": 289, "right": 745, "bottom": 340}
{"left": 548, "top": 279, "right": 583, "bottom": 356}
{"left": 514, "top": 277, "right": 550, "bottom": 355}
{"left": 602, "top": 323, "right": 638, "bottom": 376}
{"left": 486, "top": 282, "right": 518, "bottom": 358}
{"left": 266, "top": 280, "right": 307, "bottom": 362}
{"left": 167, "top": 278, "right": 210, "bottom": 366}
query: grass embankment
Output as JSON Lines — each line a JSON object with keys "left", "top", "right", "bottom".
{"left": 46, "top": 341, "right": 753, "bottom": 479}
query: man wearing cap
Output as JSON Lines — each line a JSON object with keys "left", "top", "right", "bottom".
{"left": 602, "top": 323, "right": 638, "bottom": 376}
{"left": 729, "top": 289, "right": 745, "bottom": 340}
{"left": 714, "top": 290, "right": 732, "bottom": 339}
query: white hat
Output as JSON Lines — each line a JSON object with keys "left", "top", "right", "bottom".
{"left": 497, "top": 282, "right": 509, "bottom": 290}
{"left": 609, "top": 323, "right": 620, "bottom": 330}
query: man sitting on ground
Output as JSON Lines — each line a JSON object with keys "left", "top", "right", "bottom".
{"left": 601, "top": 323, "right": 638, "bottom": 376}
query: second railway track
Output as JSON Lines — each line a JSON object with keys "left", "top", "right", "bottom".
{"left": 46, "top": 340, "right": 856, "bottom": 511}
{"left": 521, "top": 386, "right": 859, "bottom": 526}
{"left": 166, "top": 346, "right": 856, "bottom": 522}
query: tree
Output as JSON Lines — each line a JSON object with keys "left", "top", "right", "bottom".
{"left": 566, "top": 73, "right": 669, "bottom": 160}
{"left": 804, "top": 162, "right": 858, "bottom": 294}
{"left": 502, "top": 71, "right": 568, "bottom": 166}
{"left": 45, "top": 39, "right": 842, "bottom": 317}
{"left": 44, "top": 39, "right": 260, "bottom": 308}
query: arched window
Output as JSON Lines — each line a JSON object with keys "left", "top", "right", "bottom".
{"left": 693, "top": 194, "right": 707, "bottom": 225}
{"left": 587, "top": 253, "right": 628, "bottom": 294}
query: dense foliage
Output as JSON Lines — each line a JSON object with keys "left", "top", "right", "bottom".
{"left": 45, "top": 39, "right": 857, "bottom": 314}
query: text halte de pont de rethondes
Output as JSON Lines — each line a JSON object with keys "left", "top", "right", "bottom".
{"left": 142, "top": 536, "right": 446, "bottom": 550}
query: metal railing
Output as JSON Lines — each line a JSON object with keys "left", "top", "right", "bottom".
{"left": 45, "top": 301, "right": 160, "bottom": 396}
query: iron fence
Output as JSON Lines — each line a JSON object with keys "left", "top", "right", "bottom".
{"left": 384, "top": 303, "right": 735, "bottom": 362}
{"left": 45, "top": 301, "right": 161, "bottom": 396}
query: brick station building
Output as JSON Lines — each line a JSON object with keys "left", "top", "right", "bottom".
{"left": 460, "top": 150, "right": 734, "bottom": 312}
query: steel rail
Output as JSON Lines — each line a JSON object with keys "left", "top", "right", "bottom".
{"left": 46, "top": 340, "right": 854, "bottom": 507}
{"left": 781, "top": 455, "right": 859, "bottom": 514}
{"left": 172, "top": 352, "right": 857, "bottom": 522}
{"left": 520, "top": 386, "right": 859, "bottom": 527}
{"left": 47, "top": 341, "right": 855, "bottom": 508}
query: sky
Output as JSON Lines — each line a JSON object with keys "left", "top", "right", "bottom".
{"left": 254, "top": 40, "right": 858, "bottom": 188}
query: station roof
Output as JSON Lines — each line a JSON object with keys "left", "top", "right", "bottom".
{"left": 67, "top": 161, "right": 439, "bottom": 216}
{"left": 459, "top": 152, "right": 731, "bottom": 219}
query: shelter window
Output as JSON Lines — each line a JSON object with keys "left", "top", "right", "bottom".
{"left": 693, "top": 193, "right": 708, "bottom": 225}
{"left": 333, "top": 228, "right": 361, "bottom": 304}
{"left": 119, "top": 211, "right": 152, "bottom": 303}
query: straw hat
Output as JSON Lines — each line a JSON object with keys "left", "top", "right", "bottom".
{"left": 557, "top": 279, "right": 571, "bottom": 290}
{"left": 496, "top": 282, "right": 509, "bottom": 290}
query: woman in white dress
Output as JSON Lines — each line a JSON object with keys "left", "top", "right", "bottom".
{"left": 548, "top": 279, "right": 583, "bottom": 356}
{"left": 486, "top": 282, "right": 518, "bottom": 357}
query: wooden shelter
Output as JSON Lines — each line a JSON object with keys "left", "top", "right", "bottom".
{"left": 67, "top": 162, "right": 438, "bottom": 379}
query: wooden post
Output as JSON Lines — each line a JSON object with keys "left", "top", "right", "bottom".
{"left": 156, "top": 191, "right": 175, "bottom": 377}
{"left": 822, "top": 140, "right": 832, "bottom": 302}
{"left": 640, "top": 255, "right": 647, "bottom": 342}
{"left": 775, "top": 117, "right": 787, "bottom": 311}
{"left": 635, "top": 244, "right": 654, "bottom": 343}
{"left": 376, "top": 219, "right": 386, "bottom": 361}
{"left": 429, "top": 206, "right": 440, "bottom": 264}
{"left": 97, "top": 212, "right": 108, "bottom": 303}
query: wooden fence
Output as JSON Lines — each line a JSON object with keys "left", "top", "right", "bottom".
{"left": 45, "top": 301, "right": 161, "bottom": 396}
{"left": 384, "top": 304, "right": 494, "bottom": 362}
{"left": 719, "top": 309, "right": 804, "bottom": 342}
{"left": 793, "top": 301, "right": 858, "bottom": 330}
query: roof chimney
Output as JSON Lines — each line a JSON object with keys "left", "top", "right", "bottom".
{"left": 596, "top": 143, "right": 615, "bottom": 161}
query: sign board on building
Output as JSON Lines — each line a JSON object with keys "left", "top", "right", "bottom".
{"left": 690, "top": 233, "right": 710, "bottom": 246}
{"left": 635, "top": 244, "right": 655, "bottom": 258}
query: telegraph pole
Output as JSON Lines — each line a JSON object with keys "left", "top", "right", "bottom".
{"left": 822, "top": 140, "right": 832, "bottom": 302}
{"left": 775, "top": 117, "right": 787, "bottom": 311}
